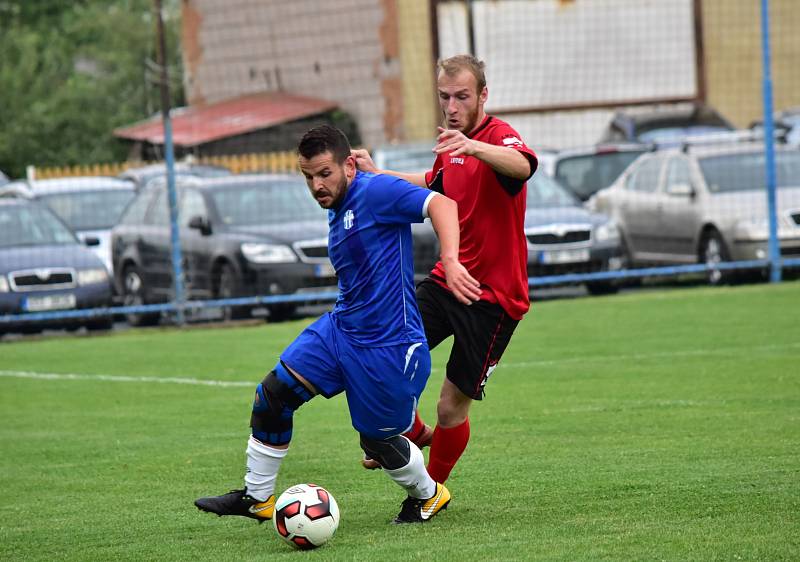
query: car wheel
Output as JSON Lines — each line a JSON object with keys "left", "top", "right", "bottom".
{"left": 122, "top": 265, "right": 160, "bottom": 327}
{"left": 216, "top": 264, "right": 250, "bottom": 321}
{"left": 266, "top": 304, "right": 297, "bottom": 323}
{"left": 86, "top": 316, "right": 113, "bottom": 331}
{"left": 586, "top": 281, "right": 619, "bottom": 296}
{"left": 700, "top": 229, "right": 732, "bottom": 286}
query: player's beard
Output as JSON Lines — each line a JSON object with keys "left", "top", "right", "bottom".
{"left": 461, "top": 102, "right": 481, "bottom": 135}
{"left": 446, "top": 101, "right": 481, "bottom": 135}
{"left": 316, "top": 174, "right": 348, "bottom": 209}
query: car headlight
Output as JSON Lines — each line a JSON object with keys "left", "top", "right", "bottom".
{"left": 77, "top": 268, "right": 109, "bottom": 286}
{"left": 0, "top": 275, "right": 9, "bottom": 293}
{"left": 241, "top": 243, "right": 298, "bottom": 264}
{"left": 595, "top": 220, "right": 620, "bottom": 242}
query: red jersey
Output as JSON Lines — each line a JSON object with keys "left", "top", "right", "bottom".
{"left": 424, "top": 116, "right": 537, "bottom": 320}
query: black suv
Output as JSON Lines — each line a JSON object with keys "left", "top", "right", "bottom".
{"left": 111, "top": 174, "right": 336, "bottom": 325}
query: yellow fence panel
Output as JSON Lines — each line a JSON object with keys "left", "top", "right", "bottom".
{"left": 31, "top": 151, "right": 299, "bottom": 180}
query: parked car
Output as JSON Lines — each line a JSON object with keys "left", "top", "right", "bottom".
{"left": 538, "top": 143, "right": 651, "bottom": 202}
{"left": 1, "top": 177, "right": 137, "bottom": 275}
{"left": 0, "top": 198, "right": 113, "bottom": 335}
{"left": 749, "top": 107, "right": 800, "bottom": 147}
{"left": 111, "top": 174, "right": 337, "bottom": 325}
{"left": 526, "top": 173, "right": 623, "bottom": 295}
{"left": 119, "top": 162, "right": 232, "bottom": 190}
{"left": 600, "top": 102, "right": 735, "bottom": 147}
{"left": 589, "top": 141, "right": 800, "bottom": 284}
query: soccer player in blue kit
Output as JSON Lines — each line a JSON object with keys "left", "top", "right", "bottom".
{"left": 195, "top": 125, "right": 480, "bottom": 524}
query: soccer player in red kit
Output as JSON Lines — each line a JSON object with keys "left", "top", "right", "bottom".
{"left": 352, "top": 54, "right": 537, "bottom": 485}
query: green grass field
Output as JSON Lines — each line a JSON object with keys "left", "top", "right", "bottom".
{"left": 1, "top": 282, "right": 799, "bottom": 561}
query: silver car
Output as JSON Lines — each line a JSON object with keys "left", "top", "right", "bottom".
{"left": 589, "top": 142, "right": 800, "bottom": 283}
{"left": 526, "top": 173, "right": 623, "bottom": 295}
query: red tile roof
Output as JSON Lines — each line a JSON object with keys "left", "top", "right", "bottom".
{"left": 113, "top": 92, "right": 338, "bottom": 146}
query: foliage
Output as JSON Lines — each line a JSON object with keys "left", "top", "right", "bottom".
{"left": 0, "top": 0, "right": 183, "bottom": 178}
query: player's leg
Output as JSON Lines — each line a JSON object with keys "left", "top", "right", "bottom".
{"left": 359, "top": 434, "right": 450, "bottom": 523}
{"left": 342, "top": 339, "right": 448, "bottom": 522}
{"left": 195, "top": 315, "right": 343, "bottom": 522}
{"left": 361, "top": 279, "right": 451, "bottom": 470}
{"left": 427, "top": 301, "right": 519, "bottom": 483}
{"left": 194, "top": 361, "right": 315, "bottom": 521}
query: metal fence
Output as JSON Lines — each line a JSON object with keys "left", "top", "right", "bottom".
{"left": 2, "top": 0, "right": 799, "bottom": 333}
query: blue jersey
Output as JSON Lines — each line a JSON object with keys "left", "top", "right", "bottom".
{"left": 327, "top": 171, "right": 435, "bottom": 346}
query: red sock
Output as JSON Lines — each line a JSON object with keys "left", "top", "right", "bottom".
{"left": 403, "top": 411, "right": 427, "bottom": 443}
{"left": 427, "top": 418, "right": 470, "bottom": 483}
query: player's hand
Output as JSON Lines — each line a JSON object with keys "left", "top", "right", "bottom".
{"left": 351, "top": 149, "right": 379, "bottom": 173}
{"left": 434, "top": 127, "right": 477, "bottom": 157}
{"left": 442, "top": 258, "right": 481, "bottom": 305}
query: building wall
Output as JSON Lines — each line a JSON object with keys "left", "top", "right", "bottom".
{"left": 703, "top": 0, "right": 800, "bottom": 128}
{"left": 182, "top": 1, "right": 799, "bottom": 152}
{"left": 398, "top": 0, "right": 438, "bottom": 141}
{"left": 182, "top": 0, "right": 405, "bottom": 148}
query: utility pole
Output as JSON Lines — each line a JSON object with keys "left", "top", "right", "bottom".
{"left": 154, "top": 0, "right": 186, "bottom": 323}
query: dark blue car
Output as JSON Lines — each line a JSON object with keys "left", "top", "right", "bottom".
{"left": 0, "top": 198, "right": 113, "bottom": 335}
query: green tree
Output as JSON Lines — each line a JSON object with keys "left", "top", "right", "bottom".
{"left": 0, "top": 0, "right": 183, "bottom": 178}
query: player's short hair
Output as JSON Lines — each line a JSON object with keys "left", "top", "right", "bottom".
{"left": 438, "top": 54, "right": 486, "bottom": 93}
{"left": 297, "top": 125, "right": 352, "bottom": 163}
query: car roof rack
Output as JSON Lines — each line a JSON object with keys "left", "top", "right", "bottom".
{"left": 679, "top": 128, "right": 787, "bottom": 152}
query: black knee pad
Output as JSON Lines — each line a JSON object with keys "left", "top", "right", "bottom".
{"left": 359, "top": 434, "right": 411, "bottom": 470}
{"left": 250, "top": 363, "right": 311, "bottom": 445}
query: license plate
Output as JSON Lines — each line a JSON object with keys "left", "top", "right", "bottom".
{"left": 23, "top": 293, "right": 77, "bottom": 312}
{"left": 540, "top": 249, "right": 590, "bottom": 264}
{"left": 314, "top": 262, "right": 336, "bottom": 277}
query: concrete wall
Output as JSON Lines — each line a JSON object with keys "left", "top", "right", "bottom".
{"left": 182, "top": 0, "right": 403, "bottom": 148}
{"left": 437, "top": 0, "right": 800, "bottom": 149}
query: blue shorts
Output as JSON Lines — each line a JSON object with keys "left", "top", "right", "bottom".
{"left": 280, "top": 313, "right": 431, "bottom": 440}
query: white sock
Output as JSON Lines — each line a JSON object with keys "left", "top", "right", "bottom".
{"left": 383, "top": 438, "right": 437, "bottom": 499}
{"left": 244, "top": 435, "right": 288, "bottom": 501}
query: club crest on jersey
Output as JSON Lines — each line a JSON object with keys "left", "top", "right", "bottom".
{"left": 343, "top": 209, "right": 355, "bottom": 230}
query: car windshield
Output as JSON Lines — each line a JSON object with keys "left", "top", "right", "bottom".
{"left": 211, "top": 180, "right": 325, "bottom": 225}
{"left": 0, "top": 204, "right": 78, "bottom": 248}
{"left": 700, "top": 151, "right": 800, "bottom": 193}
{"left": 527, "top": 173, "right": 579, "bottom": 208}
{"left": 638, "top": 125, "right": 731, "bottom": 143}
{"left": 554, "top": 150, "right": 645, "bottom": 200}
{"left": 39, "top": 189, "right": 136, "bottom": 230}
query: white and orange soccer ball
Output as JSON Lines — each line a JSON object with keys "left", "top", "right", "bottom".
{"left": 273, "top": 483, "right": 340, "bottom": 549}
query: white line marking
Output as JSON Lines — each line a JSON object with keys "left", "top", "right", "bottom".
{"left": 0, "top": 341, "right": 796, "bottom": 387}
{"left": 500, "top": 341, "right": 800, "bottom": 370}
{"left": 0, "top": 370, "right": 252, "bottom": 387}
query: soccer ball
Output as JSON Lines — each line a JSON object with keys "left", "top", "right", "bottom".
{"left": 273, "top": 483, "right": 340, "bottom": 549}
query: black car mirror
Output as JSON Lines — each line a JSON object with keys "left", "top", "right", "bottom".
{"left": 188, "top": 215, "right": 212, "bottom": 235}
{"left": 83, "top": 235, "right": 100, "bottom": 246}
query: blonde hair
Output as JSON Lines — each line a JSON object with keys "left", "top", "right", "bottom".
{"left": 438, "top": 54, "right": 486, "bottom": 93}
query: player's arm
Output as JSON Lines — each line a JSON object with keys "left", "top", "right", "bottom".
{"left": 425, "top": 194, "right": 481, "bottom": 305}
{"left": 351, "top": 149, "right": 427, "bottom": 187}
{"left": 434, "top": 127, "right": 532, "bottom": 180}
